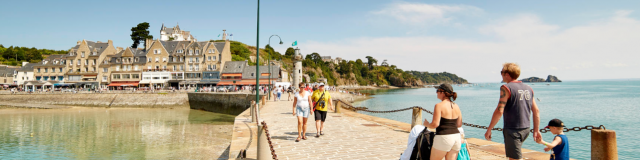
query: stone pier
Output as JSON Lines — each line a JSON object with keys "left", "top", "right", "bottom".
{"left": 229, "top": 95, "right": 554, "bottom": 159}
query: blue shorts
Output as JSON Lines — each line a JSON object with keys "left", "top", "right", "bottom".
{"left": 296, "top": 106, "right": 310, "bottom": 118}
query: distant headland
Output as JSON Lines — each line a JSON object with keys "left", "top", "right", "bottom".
{"left": 520, "top": 75, "right": 562, "bottom": 82}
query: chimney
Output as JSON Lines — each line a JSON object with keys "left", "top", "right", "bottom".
{"left": 108, "top": 40, "right": 113, "bottom": 46}
{"left": 77, "top": 41, "right": 82, "bottom": 45}
{"left": 116, "top": 47, "right": 124, "bottom": 53}
{"left": 97, "top": 41, "right": 102, "bottom": 43}
{"left": 145, "top": 38, "right": 152, "bottom": 50}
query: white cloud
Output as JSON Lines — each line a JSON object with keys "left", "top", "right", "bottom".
{"left": 305, "top": 10, "right": 640, "bottom": 82}
{"left": 372, "top": 2, "right": 483, "bottom": 25}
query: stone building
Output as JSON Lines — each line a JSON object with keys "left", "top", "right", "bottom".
{"left": 31, "top": 55, "right": 67, "bottom": 89}
{"left": 0, "top": 66, "right": 18, "bottom": 88}
{"left": 105, "top": 47, "right": 146, "bottom": 89}
{"left": 160, "top": 23, "right": 194, "bottom": 41}
{"left": 15, "top": 62, "right": 35, "bottom": 88}
{"left": 65, "top": 40, "right": 116, "bottom": 89}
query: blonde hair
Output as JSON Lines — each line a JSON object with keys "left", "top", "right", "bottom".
{"left": 502, "top": 63, "right": 521, "bottom": 79}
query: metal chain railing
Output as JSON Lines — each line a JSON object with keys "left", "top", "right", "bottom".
{"left": 260, "top": 121, "right": 278, "bottom": 160}
{"left": 335, "top": 99, "right": 606, "bottom": 133}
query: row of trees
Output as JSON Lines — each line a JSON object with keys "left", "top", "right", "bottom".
{"left": 407, "top": 71, "right": 468, "bottom": 84}
{"left": 0, "top": 44, "right": 67, "bottom": 66}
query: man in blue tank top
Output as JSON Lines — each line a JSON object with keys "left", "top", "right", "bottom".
{"left": 485, "top": 63, "right": 542, "bottom": 160}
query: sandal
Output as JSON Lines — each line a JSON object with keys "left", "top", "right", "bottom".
{"left": 302, "top": 136, "right": 307, "bottom": 140}
{"left": 320, "top": 131, "right": 324, "bottom": 135}
{"left": 295, "top": 137, "right": 301, "bottom": 142}
{"left": 315, "top": 133, "right": 320, "bottom": 138}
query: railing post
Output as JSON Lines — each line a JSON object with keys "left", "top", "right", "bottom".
{"left": 261, "top": 95, "right": 266, "bottom": 106}
{"left": 592, "top": 129, "right": 617, "bottom": 160}
{"left": 257, "top": 124, "right": 271, "bottom": 160}
{"left": 411, "top": 108, "right": 422, "bottom": 129}
{"left": 251, "top": 101, "right": 256, "bottom": 122}
{"left": 334, "top": 100, "right": 341, "bottom": 113}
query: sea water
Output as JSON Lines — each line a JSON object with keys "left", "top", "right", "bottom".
{"left": 354, "top": 80, "right": 639, "bottom": 159}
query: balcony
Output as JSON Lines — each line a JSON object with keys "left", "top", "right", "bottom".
{"left": 142, "top": 68, "right": 175, "bottom": 72}
{"left": 67, "top": 70, "right": 98, "bottom": 75}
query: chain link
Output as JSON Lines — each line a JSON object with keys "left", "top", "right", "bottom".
{"left": 335, "top": 99, "right": 606, "bottom": 133}
{"left": 260, "top": 121, "right": 278, "bottom": 160}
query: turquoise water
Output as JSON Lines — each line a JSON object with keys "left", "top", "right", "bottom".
{"left": 0, "top": 108, "right": 235, "bottom": 159}
{"left": 354, "top": 80, "right": 639, "bottom": 160}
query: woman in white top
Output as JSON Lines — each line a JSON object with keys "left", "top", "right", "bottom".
{"left": 292, "top": 82, "right": 313, "bottom": 142}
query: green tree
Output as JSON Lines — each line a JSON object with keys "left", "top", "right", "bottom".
{"left": 365, "top": 56, "right": 377, "bottom": 69}
{"left": 130, "top": 22, "right": 153, "bottom": 48}
{"left": 284, "top": 47, "right": 295, "bottom": 58}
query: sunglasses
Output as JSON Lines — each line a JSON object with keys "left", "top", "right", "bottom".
{"left": 500, "top": 70, "right": 506, "bottom": 75}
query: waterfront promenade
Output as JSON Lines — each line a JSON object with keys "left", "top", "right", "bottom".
{"left": 229, "top": 95, "right": 553, "bottom": 159}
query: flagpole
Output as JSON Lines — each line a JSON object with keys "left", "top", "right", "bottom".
{"left": 255, "top": 0, "right": 261, "bottom": 120}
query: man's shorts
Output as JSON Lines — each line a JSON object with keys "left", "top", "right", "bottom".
{"left": 503, "top": 128, "right": 530, "bottom": 159}
{"left": 314, "top": 110, "right": 327, "bottom": 122}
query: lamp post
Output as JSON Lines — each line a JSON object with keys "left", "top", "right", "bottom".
{"left": 255, "top": 0, "right": 261, "bottom": 118}
{"left": 268, "top": 35, "right": 283, "bottom": 100}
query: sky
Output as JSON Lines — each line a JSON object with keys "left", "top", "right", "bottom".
{"left": 1, "top": 0, "right": 639, "bottom": 82}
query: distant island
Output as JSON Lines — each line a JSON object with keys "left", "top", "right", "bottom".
{"left": 520, "top": 75, "right": 562, "bottom": 82}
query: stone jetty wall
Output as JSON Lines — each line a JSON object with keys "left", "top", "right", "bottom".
{"left": 187, "top": 93, "right": 266, "bottom": 115}
{"left": 0, "top": 93, "right": 189, "bottom": 108}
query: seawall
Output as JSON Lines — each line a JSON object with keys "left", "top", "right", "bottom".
{"left": 188, "top": 93, "right": 266, "bottom": 115}
{"left": 0, "top": 93, "right": 189, "bottom": 108}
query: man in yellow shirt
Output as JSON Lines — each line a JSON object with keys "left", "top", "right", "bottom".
{"left": 312, "top": 83, "right": 333, "bottom": 137}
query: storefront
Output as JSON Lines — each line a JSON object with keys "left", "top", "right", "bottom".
{"left": 107, "top": 81, "right": 140, "bottom": 90}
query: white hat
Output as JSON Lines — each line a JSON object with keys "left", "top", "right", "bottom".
{"left": 458, "top": 127, "right": 464, "bottom": 135}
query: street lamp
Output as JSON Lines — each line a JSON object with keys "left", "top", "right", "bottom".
{"left": 255, "top": 0, "right": 261, "bottom": 117}
{"left": 268, "top": 35, "right": 283, "bottom": 99}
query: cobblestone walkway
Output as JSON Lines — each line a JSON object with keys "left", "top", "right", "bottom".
{"left": 256, "top": 100, "right": 548, "bottom": 160}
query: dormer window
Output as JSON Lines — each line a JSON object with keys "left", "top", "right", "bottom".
{"left": 195, "top": 50, "right": 199, "bottom": 55}
{"left": 104, "top": 60, "right": 108, "bottom": 64}
{"left": 92, "top": 52, "right": 97, "bottom": 55}
{"left": 135, "top": 58, "right": 139, "bottom": 62}
{"left": 81, "top": 52, "right": 85, "bottom": 58}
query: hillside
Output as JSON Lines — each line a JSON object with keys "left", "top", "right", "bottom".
{"left": 0, "top": 44, "right": 68, "bottom": 66}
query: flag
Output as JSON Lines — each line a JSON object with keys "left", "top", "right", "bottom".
{"left": 230, "top": 34, "right": 233, "bottom": 36}
{"left": 217, "top": 34, "right": 221, "bottom": 37}
{"left": 292, "top": 41, "right": 297, "bottom": 46}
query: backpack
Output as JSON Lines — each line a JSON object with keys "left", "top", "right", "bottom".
{"left": 409, "top": 128, "right": 435, "bottom": 160}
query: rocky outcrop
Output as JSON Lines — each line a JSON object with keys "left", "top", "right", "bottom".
{"left": 546, "top": 75, "right": 562, "bottom": 82}
{"left": 520, "top": 77, "right": 546, "bottom": 82}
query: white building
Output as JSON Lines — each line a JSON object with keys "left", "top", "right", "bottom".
{"left": 16, "top": 62, "right": 35, "bottom": 89}
{"left": 160, "top": 23, "right": 194, "bottom": 41}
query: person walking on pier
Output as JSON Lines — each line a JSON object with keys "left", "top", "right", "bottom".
{"left": 423, "top": 84, "right": 463, "bottom": 160}
{"left": 312, "top": 83, "right": 333, "bottom": 137}
{"left": 485, "top": 63, "right": 542, "bottom": 160}
{"left": 293, "top": 82, "right": 313, "bottom": 142}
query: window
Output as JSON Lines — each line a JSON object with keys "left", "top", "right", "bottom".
{"left": 195, "top": 50, "right": 199, "bottom": 55}
{"left": 180, "top": 65, "right": 184, "bottom": 71}
{"left": 213, "top": 64, "right": 216, "bottom": 69}
{"left": 103, "top": 76, "right": 107, "bottom": 81}
{"left": 134, "top": 65, "right": 138, "bottom": 71}
{"left": 148, "top": 58, "right": 151, "bottom": 62}
{"left": 116, "top": 66, "right": 120, "bottom": 71}
{"left": 93, "top": 59, "right": 96, "bottom": 65}
{"left": 213, "top": 56, "right": 216, "bottom": 61}
{"left": 147, "top": 66, "right": 151, "bottom": 70}
{"left": 173, "top": 65, "right": 176, "bottom": 71}
{"left": 60, "top": 68, "right": 63, "bottom": 72}
{"left": 50, "top": 76, "right": 56, "bottom": 80}
{"left": 93, "top": 67, "right": 96, "bottom": 72}
{"left": 103, "top": 68, "right": 108, "bottom": 72}
{"left": 208, "top": 56, "right": 211, "bottom": 61}
{"left": 208, "top": 65, "right": 211, "bottom": 70}
{"left": 51, "top": 68, "right": 55, "bottom": 73}
{"left": 189, "top": 65, "right": 193, "bottom": 71}
{"left": 189, "top": 57, "right": 193, "bottom": 63}
{"left": 70, "top": 60, "right": 73, "bottom": 66}
{"left": 163, "top": 58, "right": 166, "bottom": 62}
{"left": 93, "top": 51, "right": 97, "bottom": 55}
{"left": 195, "top": 64, "right": 199, "bottom": 71}
{"left": 189, "top": 50, "right": 193, "bottom": 55}
{"left": 163, "top": 65, "right": 167, "bottom": 70}
{"left": 154, "top": 49, "right": 159, "bottom": 54}
{"left": 81, "top": 51, "right": 85, "bottom": 57}
{"left": 112, "top": 74, "right": 121, "bottom": 79}
{"left": 155, "top": 57, "right": 159, "bottom": 62}
{"left": 85, "top": 60, "right": 88, "bottom": 65}
{"left": 251, "top": 73, "right": 254, "bottom": 76}
{"left": 37, "top": 68, "right": 41, "bottom": 73}
{"left": 196, "top": 57, "right": 199, "bottom": 63}
{"left": 135, "top": 58, "right": 139, "bottom": 62}
{"left": 123, "top": 74, "right": 131, "bottom": 79}
{"left": 155, "top": 66, "right": 159, "bottom": 70}
{"left": 209, "top": 49, "right": 213, "bottom": 53}
{"left": 43, "top": 76, "right": 48, "bottom": 81}
{"left": 58, "top": 76, "right": 64, "bottom": 81}
{"left": 85, "top": 67, "right": 88, "bottom": 72}
{"left": 132, "top": 74, "right": 139, "bottom": 79}
{"left": 68, "top": 75, "right": 81, "bottom": 81}
{"left": 36, "top": 76, "right": 41, "bottom": 81}
{"left": 180, "top": 57, "right": 183, "bottom": 62}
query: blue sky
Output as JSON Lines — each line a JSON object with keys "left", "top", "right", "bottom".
{"left": 2, "top": 0, "right": 639, "bottom": 82}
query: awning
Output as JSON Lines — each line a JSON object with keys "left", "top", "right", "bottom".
{"left": 54, "top": 83, "right": 74, "bottom": 87}
{"left": 217, "top": 80, "right": 274, "bottom": 85}
{"left": 139, "top": 80, "right": 150, "bottom": 84}
{"left": 108, "top": 82, "right": 139, "bottom": 87}
{"left": 151, "top": 80, "right": 166, "bottom": 83}
{"left": 221, "top": 73, "right": 242, "bottom": 77}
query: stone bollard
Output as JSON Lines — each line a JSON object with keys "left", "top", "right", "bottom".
{"left": 261, "top": 95, "right": 266, "bottom": 106}
{"left": 251, "top": 101, "right": 256, "bottom": 122}
{"left": 411, "top": 108, "right": 422, "bottom": 129}
{"left": 334, "top": 100, "right": 342, "bottom": 113}
{"left": 592, "top": 129, "right": 617, "bottom": 160}
{"left": 257, "top": 124, "right": 271, "bottom": 160}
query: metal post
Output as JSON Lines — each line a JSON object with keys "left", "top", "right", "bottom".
{"left": 255, "top": 0, "right": 261, "bottom": 120}
{"left": 267, "top": 35, "right": 283, "bottom": 101}
{"left": 411, "top": 108, "right": 422, "bottom": 129}
{"left": 257, "top": 124, "right": 271, "bottom": 160}
{"left": 592, "top": 129, "right": 617, "bottom": 160}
